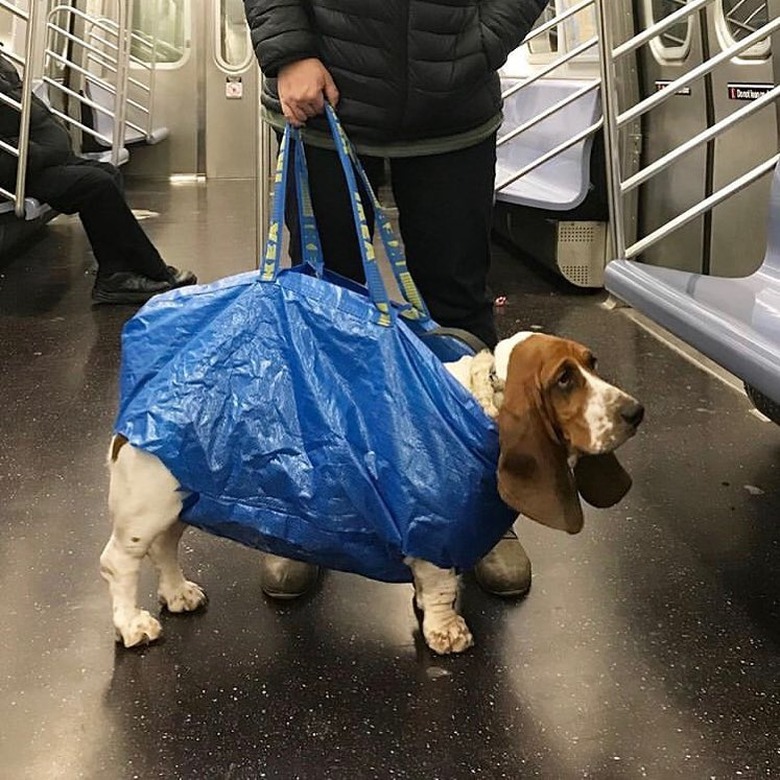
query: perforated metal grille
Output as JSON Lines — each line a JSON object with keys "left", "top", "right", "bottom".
{"left": 559, "top": 223, "right": 598, "bottom": 243}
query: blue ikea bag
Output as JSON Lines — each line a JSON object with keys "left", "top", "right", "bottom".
{"left": 114, "top": 107, "right": 516, "bottom": 582}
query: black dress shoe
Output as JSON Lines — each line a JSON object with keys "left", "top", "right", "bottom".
{"left": 92, "top": 266, "right": 197, "bottom": 305}
{"left": 166, "top": 265, "right": 198, "bottom": 287}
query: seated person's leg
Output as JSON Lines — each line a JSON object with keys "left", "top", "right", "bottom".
{"left": 24, "top": 161, "right": 196, "bottom": 304}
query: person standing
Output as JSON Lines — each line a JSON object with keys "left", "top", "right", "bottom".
{"left": 244, "top": 0, "right": 549, "bottom": 599}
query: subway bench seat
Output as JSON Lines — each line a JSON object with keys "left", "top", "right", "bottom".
{"left": 493, "top": 77, "right": 608, "bottom": 288}
{"left": 605, "top": 163, "right": 780, "bottom": 418}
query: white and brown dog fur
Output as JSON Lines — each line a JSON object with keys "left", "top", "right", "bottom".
{"left": 101, "top": 332, "right": 643, "bottom": 655}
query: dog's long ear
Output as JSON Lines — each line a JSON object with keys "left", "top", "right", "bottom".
{"left": 496, "top": 344, "right": 584, "bottom": 534}
{"left": 574, "top": 453, "right": 632, "bottom": 508}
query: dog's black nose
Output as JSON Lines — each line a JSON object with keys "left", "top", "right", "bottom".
{"left": 621, "top": 401, "right": 645, "bottom": 427}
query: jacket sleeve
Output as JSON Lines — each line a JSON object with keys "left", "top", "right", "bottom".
{"left": 479, "top": 0, "right": 551, "bottom": 71}
{"left": 243, "top": 0, "right": 320, "bottom": 77}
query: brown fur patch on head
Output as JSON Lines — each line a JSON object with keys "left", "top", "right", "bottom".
{"left": 509, "top": 335, "right": 596, "bottom": 450}
{"left": 496, "top": 335, "right": 585, "bottom": 533}
{"left": 110, "top": 434, "right": 128, "bottom": 462}
{"left": 496, "top": 334, "right": 633, "bottom": 532}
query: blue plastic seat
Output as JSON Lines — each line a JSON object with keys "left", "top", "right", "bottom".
{"left": 496, "top": 78, "right": 601, "bottom": 211}
{"left": 605, "top": 164, "right": 780, "bottom": 404}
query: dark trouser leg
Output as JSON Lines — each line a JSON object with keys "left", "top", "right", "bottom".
{"left": 25, "top": 158, "right": 168, "bottom": 280}
{"left": 389, "top": 135, "right": 498, "bottom": 349}
{"left": 282, "top": 138, "right": 384, "bottom": 281}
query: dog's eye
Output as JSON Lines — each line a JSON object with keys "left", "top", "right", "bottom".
{"left": 557, "top": 366, "right": 574, "bottom": 389}
{"left": 586, "top": 354, "right": 598, "bottom": 371}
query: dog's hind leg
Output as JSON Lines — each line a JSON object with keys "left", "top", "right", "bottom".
{"left": 406, "top": 558, "right": 474, "bottom": 655}
{"left": 148, "top": 520, "right": 206, "bottom": 614}
{"left": 100, "top": 438, "right": 194, "bottom": 647}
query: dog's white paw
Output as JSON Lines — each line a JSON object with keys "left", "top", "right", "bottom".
{"left": 424, "top": 615, "right": 474, "bottom": 655}
{"left": 159, "top": 580, "right": 207, "bottom": 613}
{"left": 116, "top": 610, "right": 162, "bottom": 648}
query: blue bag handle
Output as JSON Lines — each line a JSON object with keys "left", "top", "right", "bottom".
{"left": 261, "top": 118, "right": 394, "bottom": 326}
{"left": 329, "top": 108, "right": 430, "bottom": 324}
{"left": 293, "top": 134, "right": 324, "bottom": 277}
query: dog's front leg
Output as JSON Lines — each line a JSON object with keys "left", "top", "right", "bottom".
{"left": 406, "top": 558, "right": 474, "bottom": 655}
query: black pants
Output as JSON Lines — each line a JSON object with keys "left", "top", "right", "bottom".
{"left": 24, "top": 156, "right": 168, "bottom": 280}
{"left": 285, "top": 134, "right": 498, "bottom": 348}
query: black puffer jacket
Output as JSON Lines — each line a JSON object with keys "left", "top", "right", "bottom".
{"left": 244, "top": 0, "right": 548, "bottom": 145}
{"left": 0, "top": 54, "right": 72, "bottom": 188}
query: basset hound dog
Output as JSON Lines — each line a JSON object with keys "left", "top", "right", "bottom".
{"left": 100, "top": 331, "right": 643, "bottom": 655}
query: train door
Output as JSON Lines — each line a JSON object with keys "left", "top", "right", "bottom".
{"left": 637, "top": 0, "right": 710, "bottom": 273}
{"left": 205, "top": 0, "right": 258, "bottom": 179}
{"left": 706, "top": 0, "right": 776, "bottom": 276}
{"left": 115, "top": 0, "right": 258, "bottom": 179}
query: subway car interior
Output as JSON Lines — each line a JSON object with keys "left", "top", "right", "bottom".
{"left": 1, "top": 1, "right": 779, "bottom": 777}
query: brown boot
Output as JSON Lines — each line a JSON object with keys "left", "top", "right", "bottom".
{"left": 473, "top": 529, "right": 531, "bottom": 597}
{"left": 259, "top": 553, "right": 319, "bottom": 599}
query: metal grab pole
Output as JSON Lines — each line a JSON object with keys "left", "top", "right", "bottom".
{"left": 14, "top": 1, "right": 40, "bottom": 218}
{"left": 112, "top": 0, "right": 132, "bottom": 167}
{"left": 595, "top": 0, "right": 626, "bottom": 261}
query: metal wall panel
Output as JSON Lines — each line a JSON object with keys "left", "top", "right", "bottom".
{"left": 636, "top": 0, "right": 710, "bottom": 273}
{"left": 707, "top": 1, "right": 776, "bottom": 277}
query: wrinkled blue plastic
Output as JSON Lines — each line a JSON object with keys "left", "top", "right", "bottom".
{"left": 115, "top": 269, "right": 515, "bottom": 581}
{"left": 114, "top": 117, "right": 515, "bottom": 583}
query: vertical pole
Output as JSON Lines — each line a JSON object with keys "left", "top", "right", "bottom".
{"left": 595, "top": 0, "right": 627, "bottom": 261}
{"left": 145, "top": 0, "right": 160, "bottom": 139}
{"left": 112, "top": 0, "right": 132, "bottom": 167}
{"left": 15, "top": 0, "right": 40, "bottom": 218}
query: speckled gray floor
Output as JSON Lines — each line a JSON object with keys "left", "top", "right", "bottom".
{"left": 0, "top": 179, "right": 778, "bottom": 779}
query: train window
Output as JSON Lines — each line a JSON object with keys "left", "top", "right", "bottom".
{"left": 560, "top": 0, "right": 598, "bottom": 59}
{"left": 645, "top": 0, "right": 692, "bottom": 62}
{"left": 131, "top": 0, "right": 187, "bottom": 65}
{"left": 215, "top": 0, "right": 252, "bottom": 71}
{"left": 527, "top": 1, "right": 558, "bottom": 55}
{"left": 716, "top": 1, "right": 770, "bottom": 58}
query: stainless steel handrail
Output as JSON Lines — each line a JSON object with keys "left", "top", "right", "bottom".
{"left": 497, "top": 80, "right": 600, "bottom": 148}
{"left": 622, "top": 84, "right": 780, "bottom": 194}
{"left": 496, "top": 118, "right": 604, "bottom": 192}
{"left": 618, "top": 14, "right": 780, "bottom": 127}
{"left": 86, "top": 12, "right": 159, "bottom": 139}
{"left": 12, "top": 0, "right": 41, "bottom": 217}
{"left": 597, "top": 0, "right": 780, "bottom": 262}
{"left": 612, "top": 0, "right": 711, "bottom": 58}
{"left": 501, "top": 36, "right": 599, "bottom": 101}
{"left": 626, "top": 155, "right": 780, "bottom": 259}
{"left": 497, "top": 1, "right": 602, "bottom": 203}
